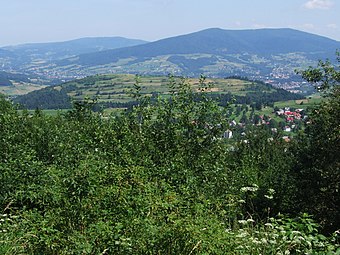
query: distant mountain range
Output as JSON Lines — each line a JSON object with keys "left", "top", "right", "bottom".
{"left": 1, "top": 28, "right": 340, "bottom": 91}
{"left": 3, "top": 37, "right": 147, "bottom": 57}
{"left": 0, "top": 37, "right": 148, "bottom": 91}
{"left": 0, "top": 37, "right": 148, "bottom": 69}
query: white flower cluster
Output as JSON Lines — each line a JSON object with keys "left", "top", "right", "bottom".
{"left": 240, "top": 184, "right": 259, "bottom": 193}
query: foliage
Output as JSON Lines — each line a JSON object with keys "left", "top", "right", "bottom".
{"left": 231, "top": 213, "right": 339, "bottom": 254}
{"left": 0, "top": 71, "right": 339, "bottom": 254}
{"left": 294, "top": 52, "right": 340, "bottom": 233}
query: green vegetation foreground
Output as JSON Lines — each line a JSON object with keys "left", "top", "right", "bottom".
{"left": 1, "top": 60, "right": 339, "bottom": 253}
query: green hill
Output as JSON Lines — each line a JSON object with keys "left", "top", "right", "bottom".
{"left": 14, "top": 74, "right": 304, "bottom": 109}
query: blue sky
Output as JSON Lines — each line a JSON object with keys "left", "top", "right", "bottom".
{"left": 1, "top": 0, "right": 339, "bottom": 46}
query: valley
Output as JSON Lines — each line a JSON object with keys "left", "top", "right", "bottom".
{"left": 1, "top": 28, "right": 339, "bottom": 97}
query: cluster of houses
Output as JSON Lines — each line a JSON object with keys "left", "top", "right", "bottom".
{"left": 223, "top": 106, "right": 307, "bottom": 141}
{"left": 276, "top": 107, "right": 304, "bottom": 121}
{"left": 275, "top": 107, "right": 305, "bottom": 132}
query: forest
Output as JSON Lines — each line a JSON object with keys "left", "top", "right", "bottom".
{"left": 0, "top": 71, "right": 32, "bottom": 87}
{"left": 0, "top": 56, "right": 339, "bottom": 254}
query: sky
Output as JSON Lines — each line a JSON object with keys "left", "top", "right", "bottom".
{"left": 1, "top": 0, "right": 339, "bottom": 46}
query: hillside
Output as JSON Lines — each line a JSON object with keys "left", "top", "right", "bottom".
{"left": 14, "top": 74, "right": 304, "bottom": 109}
{"left": 0, "top": 71, "right": 31, "bottom": 86}
{"left": 60, "top": 28, "right": 340, "bottom": 66}
{"left": 0, "top": 71, "right": 63, "bottom": 96}
{"left": 0, "top": 48, "right": 14, "bottom": 58}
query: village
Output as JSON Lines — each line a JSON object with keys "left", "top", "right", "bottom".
{"left": 223, "top": 104, "right": 307, "bottom": 142}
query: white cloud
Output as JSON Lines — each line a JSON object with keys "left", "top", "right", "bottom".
{"left": 302, "top": 23, "right": 316, "bottom": 29}
{"left": 327, "top": 23, "right": 338, "bottom": 29}
{"left": 304, "top": 0, "right": 334, "bottom": 10}
{"left": 252, "top": 23, "right": 266, "bottom": 29}
{"left": 234, "top": 21, "right": 242, "bottom": 27}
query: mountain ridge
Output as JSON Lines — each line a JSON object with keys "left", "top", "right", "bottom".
{"left": 3, "top": 37, "right": 148, "bottom": 54}
{"left": 58, "top": 28, "right": 340, "bottom": 67}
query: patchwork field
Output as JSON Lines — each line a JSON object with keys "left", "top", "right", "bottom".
{"left": 60, "top": 74, "right": 264, "bottom": 103}
{"left": 13, "top": 73, "right": 305, "bottom": 110}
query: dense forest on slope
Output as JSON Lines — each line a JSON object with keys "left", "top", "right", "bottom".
{"left": 1, "top": 53, "right": 339, "bottom": 254}
{"left": 0, "top": 71, "right": 32, "bottom": 86}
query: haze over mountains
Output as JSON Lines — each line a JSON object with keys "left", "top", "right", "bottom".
{"left": 1, "top": 28, "right": 340, "bottom": 94}
{"left": 3, "top": 37, "right": 148, "bottom": 60}
{"left": 0, "top": 37, "right": 147, "bottom": 68}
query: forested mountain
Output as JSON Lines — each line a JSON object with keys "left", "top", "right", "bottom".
{"left": 38, "top": 28, "right": 339, "bottom": 79}
{"left": 59, "top": 28, "right": 340, "bottom": 66}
